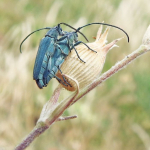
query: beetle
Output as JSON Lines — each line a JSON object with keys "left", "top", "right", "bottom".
{"left": 20, "top": 22, "right": 129, "bottom": 89}
{"left": 20, "top": 23, "right": 88, "bottom": 88}
{"left": 42, "top": 22, "right": 129, "bottom": 88}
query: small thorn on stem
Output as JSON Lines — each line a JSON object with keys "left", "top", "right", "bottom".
{"left": 56, "top": 115, "right": 77, "bottom": 121}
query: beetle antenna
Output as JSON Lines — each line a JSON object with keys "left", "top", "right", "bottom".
{"left": 20, "top": 27, "right": 51, "bottom": 53}
{"left": 75, "top": 22, "right": 129, "bottom": 42}
{"left": 59, "top": 23, "right": 89, "bottom": 42}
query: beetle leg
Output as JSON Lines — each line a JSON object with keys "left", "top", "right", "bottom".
{"left": 72, "top": 45, "right": 86, "bottom": 63}
{"left": 74, "top": 41, "right": 97, "bottom": 53}
{"left": 53, "top": 74, "right": 68, "bottom": 86}
{"left": 57, "top": 66, "right": 72, "bottom": 87}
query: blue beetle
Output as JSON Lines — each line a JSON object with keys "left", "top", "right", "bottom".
{"left": 41, "top": 23, "right": 129, "bottom": 88}
{"left": 20, "top": 22, "right": 129, "bottom": 89}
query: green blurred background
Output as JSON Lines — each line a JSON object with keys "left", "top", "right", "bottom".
{"left": 0, "top": 0, "right": 150, "bottom": 149}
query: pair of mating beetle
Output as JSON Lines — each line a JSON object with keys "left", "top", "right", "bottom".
{"left": 20, "top": 22, "right": 129, "bottom": 89}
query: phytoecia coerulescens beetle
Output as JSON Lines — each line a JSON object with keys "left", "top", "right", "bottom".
{"left": 20, "top": 22, "right": 129, "bottom": 89}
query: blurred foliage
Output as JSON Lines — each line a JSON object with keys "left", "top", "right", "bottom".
{"left": 0, "top": 0, "right": 150, "bottom": 150}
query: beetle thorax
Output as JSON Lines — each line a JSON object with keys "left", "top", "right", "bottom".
{"left": 45, "top": 27, "right": 59, "bottom": 39}
{"left": 68, "top": 32, "right": 78, "bottom": 45}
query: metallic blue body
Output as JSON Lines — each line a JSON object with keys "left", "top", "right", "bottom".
{"left": 33, "top": 26, "right": 64, "bottom": 89}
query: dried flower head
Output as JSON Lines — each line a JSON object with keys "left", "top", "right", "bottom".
{"left": 56, "top": 25, "right": 121, "bottom": 91}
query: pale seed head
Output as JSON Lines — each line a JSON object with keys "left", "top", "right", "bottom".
{"left": 56, "top": 25, "right": 121, "bottom": 91}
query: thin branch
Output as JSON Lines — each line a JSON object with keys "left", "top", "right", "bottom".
{"left": 15, "top": 126, "right": 48, "bottom": 150}
{"left": 15, "top": 115, "right": 77, "bottom": 150}
{"left": 56, "top": 115, "right": 77, "bottom": 121}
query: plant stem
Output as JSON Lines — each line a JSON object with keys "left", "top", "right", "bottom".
{"left": 15, "top": 126, "right": 48, "bottom": 150}
{"left": 14, "top": 44, "right": 150, "bottom": 150}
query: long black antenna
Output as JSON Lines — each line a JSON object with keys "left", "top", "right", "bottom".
{"left": 59, "top": 22, "right": 89, "bottom": 42}
{"left": 20, "top": 27, "right": 51, "bottom": 53}
{"left": 75, "top": 22, "right": 129, "bottom": 42}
